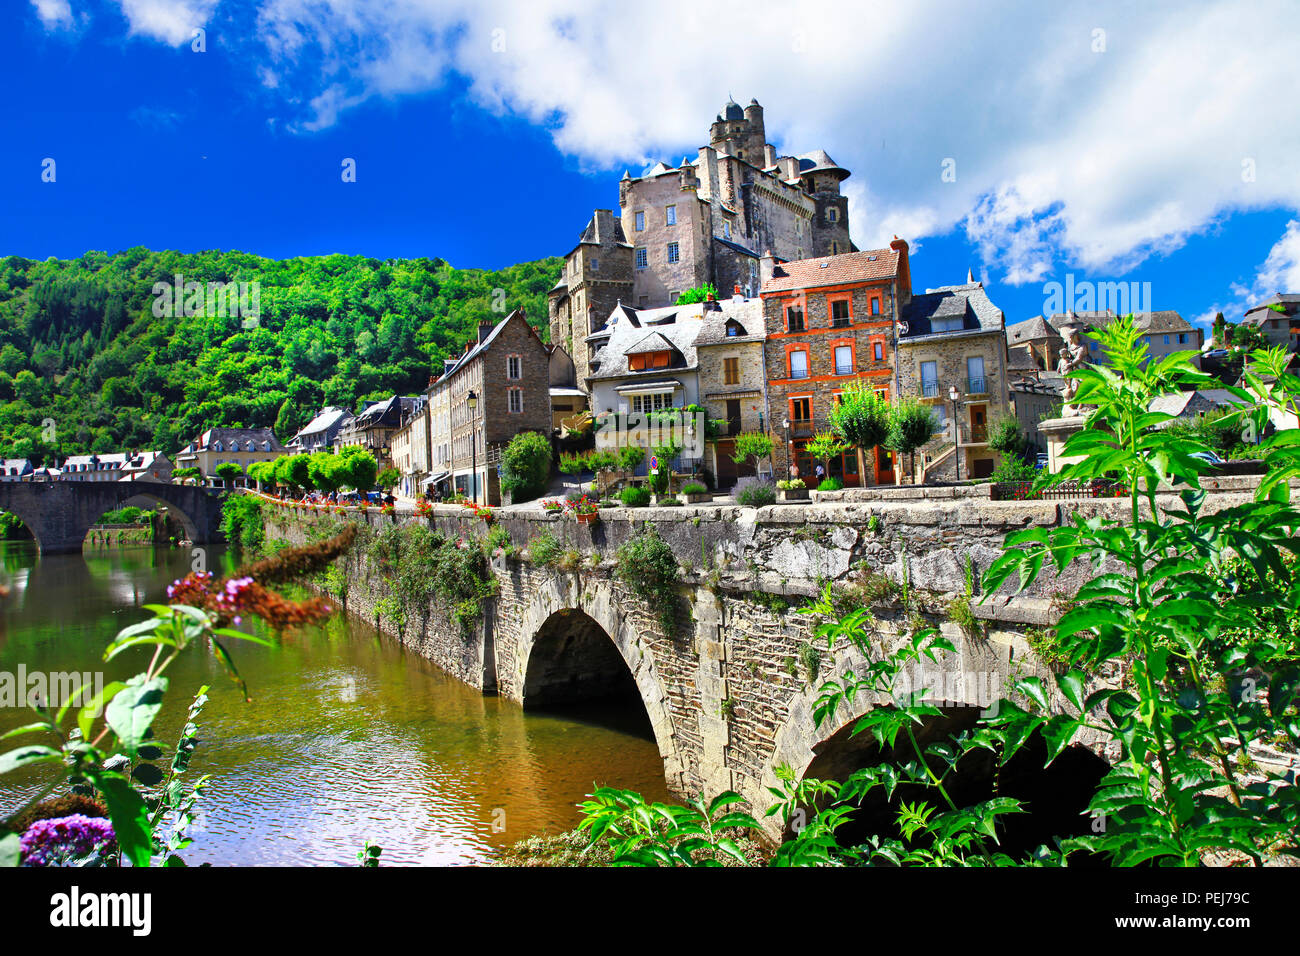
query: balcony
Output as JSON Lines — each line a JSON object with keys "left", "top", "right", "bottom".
{"left": 921, "top": 381, "right": 941, "bottom": 398}
{"left": 790, "top": 421, "right": 814, "bottom": 439}
{"left": 790, "top": 367, "right": 809, "bottom": 380}
{"left": 966, "top": 377, "right": 988, "bottom": 395}
{"left": 834, "top": 362, "right": 854, "bottom": 376}
{"left": 960, "top": 423, "right": 989, "bottom": 444}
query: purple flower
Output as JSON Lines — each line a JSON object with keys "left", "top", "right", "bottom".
{"left": 20, "top": 814, "right": 117, "bottom": 867}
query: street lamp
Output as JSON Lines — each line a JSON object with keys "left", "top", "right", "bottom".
{"left": 782, "top": 417, "right": 791, "bottom": 478}
{"left": 948, "top": 384, "right": 961, "bottom": 482}
{"left": 466, "top": 390, "right": 478, "bottom": 504}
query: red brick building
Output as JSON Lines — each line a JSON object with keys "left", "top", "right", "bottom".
{"left": 760, "top": 241, "right": 913, "bottom": 485}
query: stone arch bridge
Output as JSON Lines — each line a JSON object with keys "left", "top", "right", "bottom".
{"left": 268, "top": 476, "right": 1261, "bottom": 839}
{"left": 0, "top": 481, "right": 226, "bottom": 554}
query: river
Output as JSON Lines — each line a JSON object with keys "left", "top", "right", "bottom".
{"left": 0, "top": 539, "right": 669, "bottom": 865}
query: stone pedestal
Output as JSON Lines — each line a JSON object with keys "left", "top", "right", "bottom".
{"left": 1038, "top": 415, "right": 1087, "bottom": 474}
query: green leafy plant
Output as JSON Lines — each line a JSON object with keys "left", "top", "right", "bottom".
{"left": 736, "top": 482, "right": 776, "bottom": 507}
{"left": 620, "top": 485, "right": 651, "bottom": 508}
{"left": 500, "top": 430, "right": 552, "bottom": 502}
{"left": 817, "top": 477, "right": 844, "bottom": 491}
{"left": 577, "top": 787, "right": 757, "bottom": 866}
{"left": 674, "top": 283, "right": 719, "bottom": 306}
{"left": 615, "top": 529, "right": 679, "bottom": 634}
{"left": 680, "top": 482, "right": 708, "bottom": 496}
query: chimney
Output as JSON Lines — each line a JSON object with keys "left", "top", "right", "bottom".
{"left": 890, "top": 236, "right": 913, "bottom": 306}
{"left": 733, "top": 283, "right": 743, "bottom": 301}
{"left": 763, "top": 144, "right": 777, "bottom": 168}
{"left": 478, "top": 322, "right": 494, "bottom": 344}
{"left": 759, "top": 250, "right": 779, "bottom": 286}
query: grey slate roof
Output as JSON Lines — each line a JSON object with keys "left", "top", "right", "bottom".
{"left": 901, "top": 283, "right": 1005, "bottom": 339}
{"left": 588, "top": 304, "right": 705, "bottom": 382}
{"left": 1007, "top": 315, "right": 1059, "bottom": 344}
{"left": 693, "top": 299, "right": 765, "bottom": 346}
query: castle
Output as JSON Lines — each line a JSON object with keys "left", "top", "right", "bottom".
{"left": 548, "top": 98, "right": 855, "bottom": 385}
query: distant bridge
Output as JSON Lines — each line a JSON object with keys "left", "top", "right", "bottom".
{"left": 0, "top": 481, "right": 226, "bottom": 554}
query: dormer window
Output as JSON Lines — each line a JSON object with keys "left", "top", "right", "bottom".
{"left": 213, "top": 441, "right": 223, "bottom": 452}
{"left": 628, "top": 350, "right": 671, "bottom": 371}
{"left": 725, "top": 320, "right": 745, "bottom": 337}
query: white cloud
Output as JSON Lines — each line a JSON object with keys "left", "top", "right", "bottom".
{"left": 67, "top": 1, "right": 1300, "bottom": 286}
{"left": 113, "top": 0, "right": 218, "bottom": 46}
{"left": 30, "top": 0, "right": 73, "bottom": 29}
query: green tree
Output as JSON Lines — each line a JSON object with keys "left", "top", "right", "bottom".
{"left": 830, "top": 380, "right": 891, "bottom": 454}
{"left": 499, "top": 430, "right": 552, "bottom": 502}
{"left": 214, "top": 462, "right": 244, "bottom": 488}
{"left": 731, "top": 431, "right": 773, "bottom": 471}
{"left": 886, "top": 398, "right": 937, "bottom": 482}
{"left": 339, "top": 447, "right": 377, "bottom": 492}
{"left": 375, "top": 467, "right": 402, "bottom": 491}
{"left": 675, "top": 284, "right": 718, "bottom": 305}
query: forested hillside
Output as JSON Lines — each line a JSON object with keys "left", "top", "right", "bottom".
{"left": 0, "top": 249, "right": 563, "bottom": 464}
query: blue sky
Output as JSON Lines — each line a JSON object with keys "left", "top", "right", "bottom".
{"left": 7, "top": 0, "right": 1300, "bottom": 332}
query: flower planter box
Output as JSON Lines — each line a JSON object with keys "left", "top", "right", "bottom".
{"left": 779, "top": 488, "right": 810, "bottom": 502}
{"left": 575, "top": 511, "right": 599, "bottom": 525}
{"left": 679, "top": 492, "right": 712, "bottom": 504}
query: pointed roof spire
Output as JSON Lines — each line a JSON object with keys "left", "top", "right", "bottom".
{"left": 967, "top": 267, "right": 975, "bottom": 283}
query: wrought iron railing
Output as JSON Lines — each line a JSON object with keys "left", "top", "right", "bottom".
{"left": 921, "top": 381, "right": 940, "bottom": 398}
{"left": 990, "top": 478, "right": 1127, "bottom": 501}
{"left": 966, "top": 377, "right": 987, "bottom": 394}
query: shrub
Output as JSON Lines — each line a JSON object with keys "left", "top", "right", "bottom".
{"left": 731, "top": 432, "right": 773, "bottom": 471}
{"left": 776, "top": 478, "right": 805, "bottom": 491}
{"left": 680, "top": 482, "right": 708, "bottom": 495}
{"left": 736, "top": 482, "right": 776, "bottom": 507}
{"left": 817, "top": 477, "right": 844, "bottom": 491}
{"left": 621, "top": 486, "right": 651, "bottom": 507}
{"left": 990, "top": 456, "right": 1036, "bottom": 483}
{"left": 500, "top": 431, "right": 552, "bottom": 502}
{"left": 615, "top": 530, "right": 679, "bottom": 633}
{"left": 674, "top": 283, "right": 718, "bottom": 305}
{"left": 526, "top": 528, "right": 562, "bottom": 567}
{"left": 618, "top": 445, "right": 646, "bottom": 472}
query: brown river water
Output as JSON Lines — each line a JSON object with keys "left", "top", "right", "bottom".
{"left": 0, "top": 540, "right": 669, "bottom": 865}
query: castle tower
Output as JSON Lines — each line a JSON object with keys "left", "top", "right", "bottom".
{"left": 548, "top": 210, "right": 633, "bottom": 386}
{"left": 800, "top": 150, "right": 853, "bottom": 257}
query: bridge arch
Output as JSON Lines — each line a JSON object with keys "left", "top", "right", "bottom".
{"left": 764, "top": 642, "right": 1108, "bottom": 854}
{"left": 512, "top": 574, "right": 685, "bottom": 791}
{"left": 117, "top": 491, "right": 200, "bottom": 544}
{"left": 0, "top": 482, "right": 225, "bottom": 554}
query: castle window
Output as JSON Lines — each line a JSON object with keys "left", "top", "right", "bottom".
{"left": 827, "top": 208, "right": 838, "bottom": 223}
{"left": 667, "top": 242, "right": 680, "bottom": 264}
{"left": 635, "top": 211, "right": 645, "bottom": 232}
{"left": 666, "top": 205, "right": 676, "bottom": 226}
{"left": 635, "top": 248, "right": 647, "bottom": 269}
{"left": 591, "top": 258, "right": 599, "bottom": 271}
{"left": 723, "top": 221, "right": 732, "bottom": 240}
{"left": 831, "top": 242, "right": 839, "bottom": 254}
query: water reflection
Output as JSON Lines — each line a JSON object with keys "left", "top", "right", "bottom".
{"left": 0, "top": 540, "right": 669, "bottom": 865}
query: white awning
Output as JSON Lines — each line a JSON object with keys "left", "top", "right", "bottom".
{"left": 615, "top": 380, "right": 683, "bottom": 396}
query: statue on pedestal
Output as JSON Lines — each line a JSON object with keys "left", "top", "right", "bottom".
{"left": 1056, "top": 327, "right": 1089, "bottom": 417}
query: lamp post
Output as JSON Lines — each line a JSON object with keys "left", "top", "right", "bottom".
{"left": 782, "top": 417, "right": 791, "bottom": 478}
{"left": 949, "top": 384, "right": 961, "bottom": 482}
{"left": 466, "top": 390, "right": 478, "bottom": 504}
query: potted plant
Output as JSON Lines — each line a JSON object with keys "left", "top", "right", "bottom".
{"left": 567, "top": 494, "right": 600, "bottom": 525}
{"left": 777, "top": 478, "right": 809, "bottom": 502}
{"left": 541, "top": 498, "right": 565, "bottom": 515}
{"left": 415, "top": 496, "right": 433, "bottom": 517}
{"left": 679, "top": 481, "right": 711, "bottom": 504}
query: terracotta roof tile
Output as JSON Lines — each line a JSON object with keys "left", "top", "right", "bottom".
{"left": 761, "top": 248, "right": 899, "bottom": 294}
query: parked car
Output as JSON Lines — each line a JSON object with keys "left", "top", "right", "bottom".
{"left": 1189, "top": 450, "right": 1225, "bottom": 466}
{"left": 1035, "top": 453, "right": 1049, "bottom": 471}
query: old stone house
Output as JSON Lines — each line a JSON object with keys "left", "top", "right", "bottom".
{"left": 547, "top": 210, "right": 634, "bottom": 389}
{"left": 1051, "top": 310, "right": 1203, "bottom": 367}
{"left": 432, "top": 309, "right": 552, "bottom": 505}
{"left": 1239, "top": 293, "right": 1299, "bottom": 352}
{"left": 760, "top": 243, "right": 910, "bottom": 486}
{"left": 898, "top": 282, "right": 1011, "bottom": 481}
{"left": 586, "top": 301, "right": 707, "bottom": 474}
{"left": 333, "top": 394, "right": 421, "bottom": 474}
{"left": 174, "top": 428, "right": 286, "bottom": 484}
{"left": 692, "top": 293, "right": 768, "bottom": 487}
{"left": 1005, "top": 315, "right": 1063, "bottom": 372}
